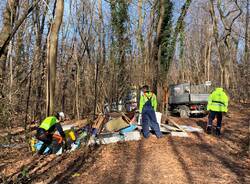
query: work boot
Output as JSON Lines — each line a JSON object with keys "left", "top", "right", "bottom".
{"left": 143, "top": 134, "right": 150, "bottom": 139}
{"left": 206, "top": 126, "right": 212, "bottom": 134}
{"left": 215, "top": 128, "right": 221, "bottom": 136}
{"left": 157, "top": 135, "right": 163, "bottom": 139}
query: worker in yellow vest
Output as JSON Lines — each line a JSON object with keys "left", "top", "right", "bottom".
{"left": 139, "top": 85, "right": 163, "bottom": 138}
{"left": 206, "top": 88, "right": 229, "bottom": 135}
{"left": 36, "top": 112, "right": 66, "bottom": 154}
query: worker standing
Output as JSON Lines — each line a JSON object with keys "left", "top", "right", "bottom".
{"left": 139, "top": 85, "right": 163, "bottom": 138}
{"left": 206, "top": 87, "right": 229, "bottom": 135}
{"left": 36, "top": 112, "right": 66, "bottom": 154}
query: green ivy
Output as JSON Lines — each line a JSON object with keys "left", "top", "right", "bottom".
{"left": 159, "top": 0, "right": 173, "bottom": 71}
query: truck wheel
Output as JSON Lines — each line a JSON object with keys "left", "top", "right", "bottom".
{"left": 180, "top": 109, "right": 189, "bottom": 118}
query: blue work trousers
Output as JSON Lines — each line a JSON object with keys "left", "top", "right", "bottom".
{"left": 207, "top": 111, "right": 223, "bottom": 129}
{"left": 142, "top": 107, "right": 162, "bottom": 138}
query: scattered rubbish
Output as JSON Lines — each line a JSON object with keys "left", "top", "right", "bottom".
{"left": 179, "top": 125, "right": 203, "bottom": 133}
{"left": 87, "top": 135, "right": 97, "bottom": 146}
{"left": 105, "top": 117, "right": 129, "bottom": 132}
{"left": 122, "top": 131, "right": 141, "bottom": 141}
{"left": 155, "top": 112, "right": 162, "bottom": 126}
{"left": 166, "top": 117, "right": 187, "bottom": 133}
{"left": 56, "top": 147, "right": 63, "bottom": 155}
{"left": 77, "top": 131, "right": 88, "bottom": 144}
{"left": 70, "top": 143, "right": 78, "bottom": 152}
{"left": 92, "top": 115, "right": 107, "bottom": 134}
{"left": 125, "top": 86, "right": 138, "bottom": 112}
{"left": 30, "top": 137, "right": 37, "bottom": 152}
{"left": 159, "top": 126, "right": 171, "bottom": 133}
{"left": 72, "top": 173, "right": 80, "bottom": 177}
{"left": 171, "top": 132, "right": 189, "bottom": 137}
{"left": 34, "top": 141, "right": 51, "bottom": 154}
{"left": 55, "top": 125, "right": 77, "bottom": 143}
{"left": 97, "top": 133, "right": 122, "bottom": 144}
{"left": 30, "top": 111, "right": 195, "bottom": 156}
{"left": 119, "top": 124, "right": 137, "bottom": 134}
{"left": 97, "top": 130, "right": 141, "bottom": 144}
{"left": 161, "top": 124, "right": 181, "bottom": 132}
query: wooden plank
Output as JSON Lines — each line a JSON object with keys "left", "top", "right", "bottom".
{"left": 161, "top": 124, "right": 181, "bottom": 132}
{"left": 92, "top": 115, "right": 106, "bottom": 129}
{"left": 167, "top": 117, "right": 186, "bottom": 132}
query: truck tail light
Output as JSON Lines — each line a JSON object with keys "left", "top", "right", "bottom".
{"left": 190, "top": 105, "right": 197, "bottom": 110}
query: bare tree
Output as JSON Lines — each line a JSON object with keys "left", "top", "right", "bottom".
{"left": 46, "top": 0, "right": 64, "bottom": 116}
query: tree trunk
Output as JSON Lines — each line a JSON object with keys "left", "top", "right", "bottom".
{"left": 34, "top": 0, "right": 50, "bottom": 121}
{"left": 0, "top": 0, "right": 18, "bottom": 98}
{"left": 168, "top": 0, "right": 192, "bottom": 65}
{"left": 98, "top": 0, "right": 105, "bottom": 64}
{"left": 137, "top": 0, "right": 144, "bottom": 54}
{"left": 210, "top": 0, "right": 224, "bottom": 86}
{"left": 207, "top": 41, "right": 211, "bottom": 81}
{"left": 46, "top": 0, "right": 64, "bottom": 116}
{"left": 245, "top": 0, "right": 249, "bottom": 65}
{"left": 0, "top": 0, "right": 41, "bottom": 58}
{"left": 152, "top": 0, "right": 165, "bottom": 94}
{"left": 244, "top": 0, "right": 249, "bottom": 101}
{"left": 74, "top": 42, "right": 80, "bottom": 120}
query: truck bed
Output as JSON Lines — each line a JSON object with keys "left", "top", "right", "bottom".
{"left": 190, "top": 94, "right": 209, "bottom": 103}
{"left": 169, "top": 94, "right": 209, "bottom": 104}
{"left": 168, "top": 83, "right": 210, "bottom": 105}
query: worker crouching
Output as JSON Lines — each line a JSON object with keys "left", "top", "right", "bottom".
{"left": 36, "top": 112, "right": 66, "bottom": 154}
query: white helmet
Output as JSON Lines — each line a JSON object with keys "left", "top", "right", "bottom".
{"left": 57, "top": 112, "right": 65, "bottom": 120}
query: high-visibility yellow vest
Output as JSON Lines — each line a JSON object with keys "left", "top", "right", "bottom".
{"left": 39, "top": 116, "right": 58, "bottom": 131}
{"left": 139, "top": 92, "right": 157, "bottom": 112}
{"left": 207, "top": 88, "right": 229, "bottom": 112}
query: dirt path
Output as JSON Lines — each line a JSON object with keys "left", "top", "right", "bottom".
{"left": 62, "top": 105, "right": 250, "bottom": 184}
{"left": 1, "top": 104, "right": 249, "bottom": 184}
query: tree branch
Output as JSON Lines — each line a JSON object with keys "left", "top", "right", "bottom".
{"left": 0, "top": 0, "right": 41, "bottom": 57}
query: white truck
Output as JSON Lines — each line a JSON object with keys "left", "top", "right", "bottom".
{"left": 168, "top": 83, "right": 211, "bottom": 118}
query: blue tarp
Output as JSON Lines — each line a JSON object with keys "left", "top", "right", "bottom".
{"left": 119, "top": 124, "right": 137, "bottom": 134}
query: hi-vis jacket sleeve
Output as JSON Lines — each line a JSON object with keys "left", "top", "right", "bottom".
{"left": 139, "top": 95, "right": 144, "bottom": 113}
{"left": 152, "top": 94, "right": 157, "bottom": 111}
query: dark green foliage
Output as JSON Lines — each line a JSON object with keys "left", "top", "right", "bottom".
{"left": 110, "top": 0, "right": 130, "bottom": 102}
{"left": 110, "top": 0, "right": 130, "bottom": 64}
{"left": 159, "top": 0, "right": 173, "bottom": 71}
{"left": 168, "top": 0, "right": 192, "bottom": 67}
{"left": 179, "top": 25, "right": 185, "bottom": 60}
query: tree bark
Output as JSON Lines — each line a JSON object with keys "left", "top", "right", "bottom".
{"left": 34, "top": 0, "right": 50, "bottom": 121}
{"left": 152, "top": 0, "right": 165, "bottom": 94}
{"left": 245, "top": 0, "right": 249, "bottom": 65}
{"left": 168, "top": 0, "right": 192, "bottom": 64}
{"left": 0, "top": 0, "right": 18, "bottom": 98}
{"left": 137, "top": 0, "right": 144, "bottom": 54}
{"left": 46, "top": 0, "right": 64, "bottom": 116}
{"left": 0, "top": 0, "right": 41, "bottom": 58}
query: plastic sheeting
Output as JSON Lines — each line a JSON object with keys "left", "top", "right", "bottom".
{"left": 97, "top": 131, "right": 141, "bottom": 144}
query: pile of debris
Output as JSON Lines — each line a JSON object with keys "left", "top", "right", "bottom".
{"left": 31, "top": 111, "right": 204, "bottom": 155}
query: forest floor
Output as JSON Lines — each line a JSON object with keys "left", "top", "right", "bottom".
{"left": 1, "top": 103, "right": 249, "bottom": 184}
